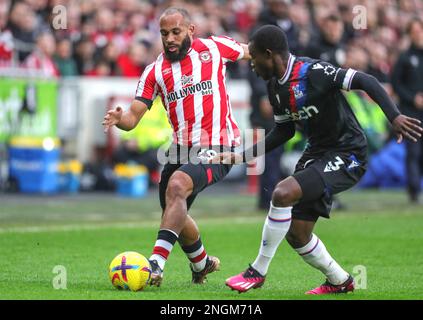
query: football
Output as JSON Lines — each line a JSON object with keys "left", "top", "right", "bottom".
{"left": 108, "top": 251, "right": 151, "bottom": 291}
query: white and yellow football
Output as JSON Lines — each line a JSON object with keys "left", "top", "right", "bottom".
{"left": 108, "top": 251, "right": 151, "bottom": 291}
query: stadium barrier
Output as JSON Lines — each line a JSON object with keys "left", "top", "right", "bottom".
{"left": 0, "top": 74, "right": 252, "bottom": 191}
{"left": 8, "top": 136, "right": 60, "bottom": 193}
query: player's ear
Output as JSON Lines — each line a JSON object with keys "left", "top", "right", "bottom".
{"left": 265, "top": 49, "right": 273, "bottom": 59}
{"left": 188, "top": 24, "right": 195, "bottom": 36}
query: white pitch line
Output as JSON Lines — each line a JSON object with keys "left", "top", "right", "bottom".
{"left": 0, "top": 216, "right": 264, "bottom": 234}
{"left": 0, "top": 222, "right": 157, "bottom": 234}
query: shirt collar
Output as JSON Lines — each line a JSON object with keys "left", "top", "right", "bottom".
{"left": 278, "top": 54, "right": 295, "bottom": 85}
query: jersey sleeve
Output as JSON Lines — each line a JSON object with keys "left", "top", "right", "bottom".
{"left": 308, "top": 61, "right": 357, "bottom": 93}
{"left": 210, "top": 35, "right": 244, "bottom": 63}
{"left": 134, "top": 62, "right": 158, "bottom": 109}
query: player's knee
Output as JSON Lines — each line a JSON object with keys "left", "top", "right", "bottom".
{"left": 166, "top": 174, "right": 192, "bottom": 200}
{"left": 272, "top": 187, "right": 296, "bottom": 207}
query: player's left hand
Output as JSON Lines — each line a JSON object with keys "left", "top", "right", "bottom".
{"left": 392, "top": 114, "right": 422, "bottom": 143}
{"left": 209, "top": 152, "right": 243, "bottom": 164}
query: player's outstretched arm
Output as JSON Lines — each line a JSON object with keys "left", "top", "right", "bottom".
{"left": 211, "top": 122, "right": 295, "bottom": 164}
{"left": 102, "top": 99, "right": 149, "bottom": 133}
{"left": 350, "top": 72, "right": 423, "bottom": 143}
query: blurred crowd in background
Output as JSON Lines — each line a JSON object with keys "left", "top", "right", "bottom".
{"left": 0, "top": 0, "right": 422, "bottom": 79}
{"left": 1, "top": 0, "right": 423, "bottom": 203}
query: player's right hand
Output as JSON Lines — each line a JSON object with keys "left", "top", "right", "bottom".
{"left": 102, "top": 106, "right": 123, "bottom": 133}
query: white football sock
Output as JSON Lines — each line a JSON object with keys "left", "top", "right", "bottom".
{"left": 295, "top": 234, "right": 349, "bottom": 285}
{"left": 252, "top": 203, "right": 292, "bottom": 276}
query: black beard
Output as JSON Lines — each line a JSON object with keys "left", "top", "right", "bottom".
{"left": 164, "top": 36, "right": 191, "bottom": 62}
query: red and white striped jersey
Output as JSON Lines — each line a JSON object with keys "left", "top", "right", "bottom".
{"left": 135, "top": 36, "right": 244, "bottom": 147}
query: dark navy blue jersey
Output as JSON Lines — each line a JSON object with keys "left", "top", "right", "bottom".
{"left": 267, "top": 55, "right": 367, "bottom": 155}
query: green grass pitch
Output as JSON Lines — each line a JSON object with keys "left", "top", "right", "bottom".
{"left": 0, "top": 190, "right": 422, "bottom": 300}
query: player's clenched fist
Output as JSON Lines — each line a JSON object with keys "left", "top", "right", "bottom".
{"left": 102, "top": 106, "right": 123, "bottom": 133}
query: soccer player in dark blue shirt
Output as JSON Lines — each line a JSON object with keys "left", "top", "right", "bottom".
{"left": 215, "top": 25, "right": 422, "bottom": 294}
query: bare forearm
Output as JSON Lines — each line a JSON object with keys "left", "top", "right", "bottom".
{"left": 117, "top": 99, "right": 149, "bottom": 131}
{"left": 116, "top": 111, "right": 140, "bottom": 131}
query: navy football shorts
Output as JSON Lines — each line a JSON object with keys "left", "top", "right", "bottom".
{"left": 291, "top": 150, "right": 367, "bottom": 221}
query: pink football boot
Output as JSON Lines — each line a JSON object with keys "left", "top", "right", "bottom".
{"left": 225, "top": 265, "right": 266, "bottom": 293}
{"left": 306, "top": 275, "right": 355, "bottom": 295}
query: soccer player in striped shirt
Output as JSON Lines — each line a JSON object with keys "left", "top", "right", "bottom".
{"left": 103, "top": 7, "right": 251, "bottom": 287}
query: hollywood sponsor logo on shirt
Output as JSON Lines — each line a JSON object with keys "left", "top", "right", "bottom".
{"left": 166, "top": 80, "right": 214, "bottom": 103}
{"left": 199, "top": 50, "right": 212, "bottom": 63}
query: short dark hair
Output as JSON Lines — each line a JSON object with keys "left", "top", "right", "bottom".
{"left": 160, "top": 7, "right": 191, "bottom": 24}
{"left": 250, "top": 25, "right": 289, "bottom": 58}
